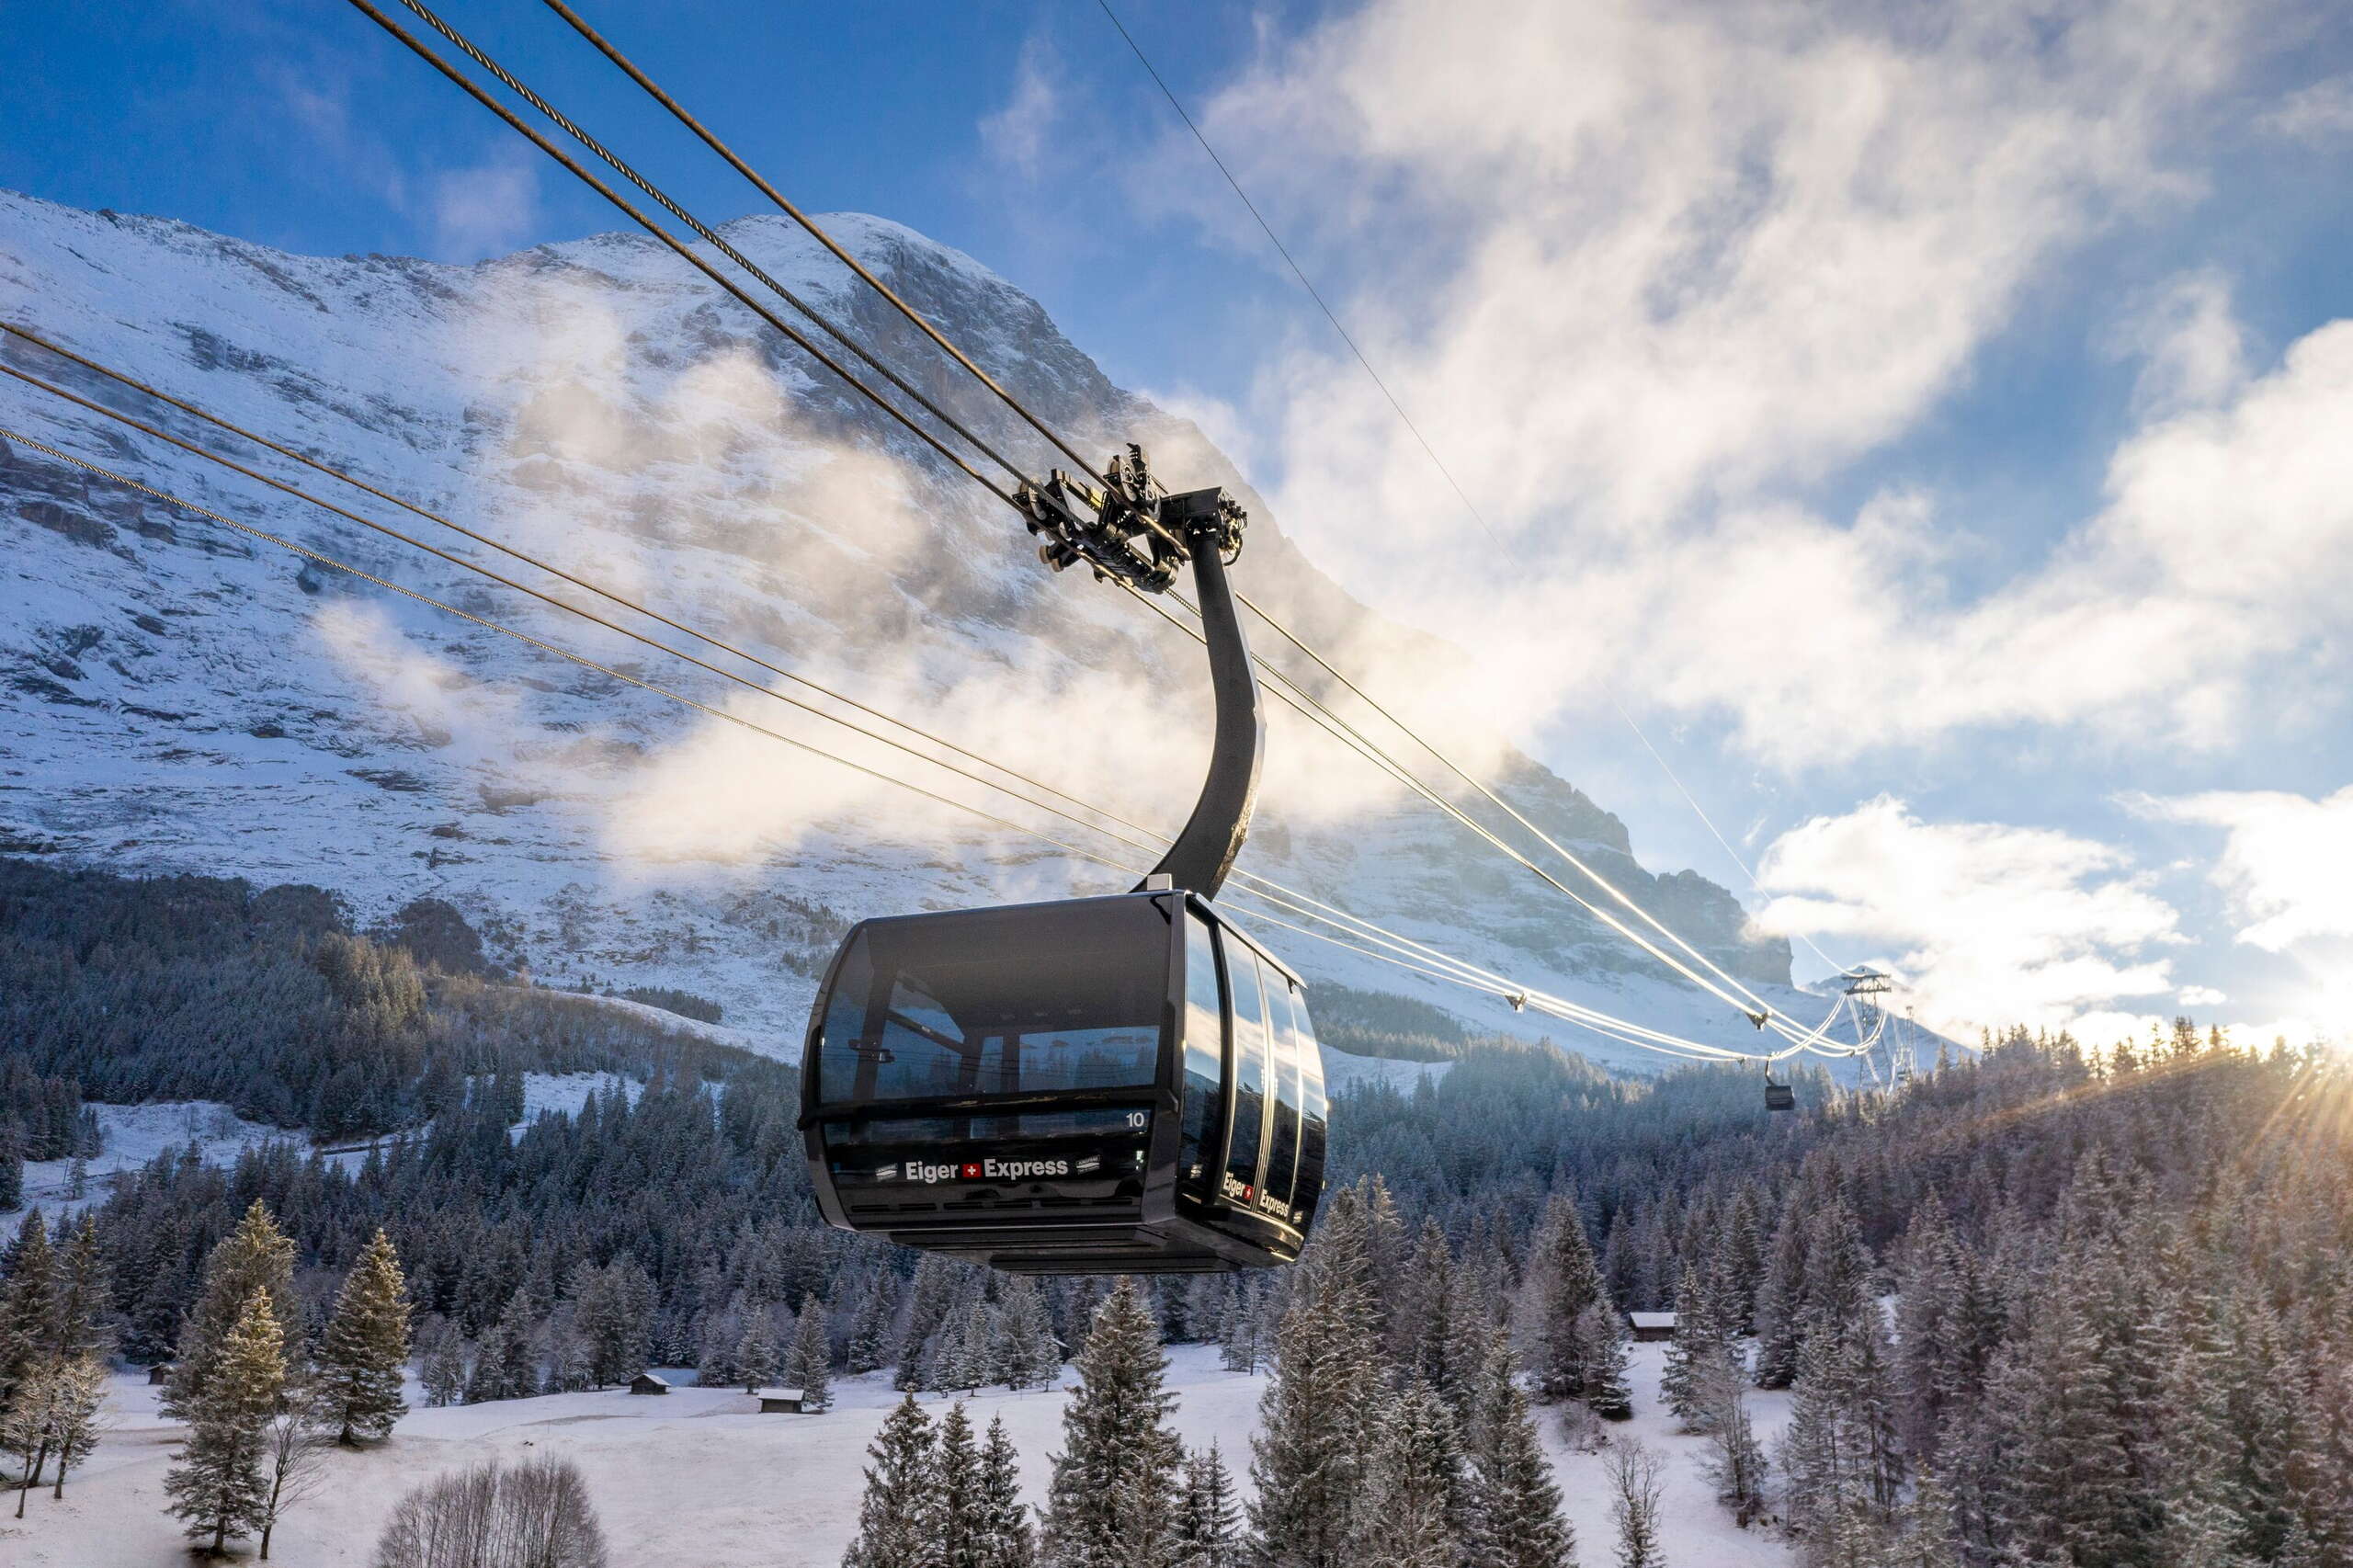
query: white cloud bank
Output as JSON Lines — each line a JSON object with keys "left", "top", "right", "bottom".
{"left": 1138, "top": 0, "right": 2353, "bottom": 768}
{"left": 2132, "top": 786, "right": 2353, "bottom": 951}
{"left": 1754, "top": 796, "right": 2180, "bottom": 1037}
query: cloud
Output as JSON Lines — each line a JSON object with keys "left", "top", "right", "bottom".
{"left": 1114, "top": 0, "right": 2353, "bottom": 768}
{"left": 2260, "top": 74, "right": 2353, "bottom": 142}
{"left": 2131, "top": 785, "right": 2353, "bottom": 949}
{"left": 980, "top": 37, "right": 1061, "bottom": 182}
{"left": 431, "top": 150, "right": 541, "bottom": 263}
{"left": 2177, "top": 984, "right": 2229, "bottom": 1007}
{"left": 1753, "top": 796, "right": 2181, "bottom": 1036}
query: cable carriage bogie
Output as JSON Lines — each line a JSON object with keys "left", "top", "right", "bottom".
{"left": 800, "top": 889, "right": 1326, "bottom": 1273}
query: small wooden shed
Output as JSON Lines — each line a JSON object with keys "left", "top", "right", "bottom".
{"left": 148, "top": 1362, "right": 176, "bottom": 1386}
{"left": 629, "top": 1372, "right": 671, "bottom": 1396}
{"left": 1626, "top": 1311, "right": 1677, "bottom": 1343}
{"left": 755, "top": 1386, "right": 808, "bottom": 1414}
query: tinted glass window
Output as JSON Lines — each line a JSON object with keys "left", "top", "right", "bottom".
{"left": 1223, "top": 950, "right": 1269, "bottom": 1198}
{"left": 815, "top": 899, "right": 1169, "bottom": 1106}
{"left": 1291, "top": 991, "right": 1330, "bottom": 1228}
{"left": 823, "top": 1108, "right": 1149, "bottom": 1147}
{"left": 1260, "top": 978, "right": 1302, "bottom": 1210}
{"left": 1178, "top": 914, "right": 1226, "bottom": 1193}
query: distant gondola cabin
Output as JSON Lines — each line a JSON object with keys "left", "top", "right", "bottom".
{"left": 1627, "top": 1311, "right": 1677, "bottom": 1343}
{"left": 756, "top": 1387, "right": 808, "bottom": 1414}
{"left": 629, "top": 1373, "right": 670, "bottom": 1396}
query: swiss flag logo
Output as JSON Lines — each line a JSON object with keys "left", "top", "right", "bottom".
{"left": 1243, "top": 1185, "right": 1255, "bottom": 1201}
{"left": 961, "top": 1163, "right": 983, "bottom": 1179}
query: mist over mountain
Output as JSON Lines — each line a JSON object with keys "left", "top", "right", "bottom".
{"left": 0, "top": 187, "right": 1822, "bottom": 1072}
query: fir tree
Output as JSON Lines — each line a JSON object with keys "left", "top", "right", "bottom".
{"left": 1357, "top": 1380, "right": 1470, "bottom": 1568}
{"left": 165, "top": 1289, "right": 287, "bottom": 1556}
{"left": 736, "top": 1305, "right": 781, "bottom": 1394}
{"left": 1, "top": 1209, "right": 57, "bottom": 1435}
{"left": 420, "top": 1330, "right": 467, "bottom": 1408}
{"left": 845, "top": 1394, "right": 938, "bottom": 1568}
{"left": 495, "top": 1290, "right": 542, "bottom": 1399}
{"left": 1039, "top": 1277, "right": 1184, "bottom": 1568}
{"left": 1659, "top": 1261, "right": 1717, "bottom": 1428}
{"left": 49, "top": 1215, "right": 113, "bottom": 1366}
{"left": 786, "top": 1292, "right": 835, "bottom": 1412}
{"left": 1462, "top": 1330, "right": 1575, "bottom": 1568}
{"left": 34, "top": 1354, "right": 108, "bottom": 1505}
{"left": 939, "top": 1401, "right": 986, "bottom": 1568}
{"left": 314, "top": 1228, "right": 412, "bottom": 1445}
{"left": 0, "top": 1129, "right": 20, "bottom": 1214}
{"left": 847, "top": 1270, "right": 899, "bottom": 1375}
{"left": 164, "top": 1200, "right": 300, "bottom": 1425}
{"left": 1574, "top": 1301, "right": 1632, "bottom": 1421}
{"left": 1532, "top": 1194, "right": 1609, "bottom": 1403}
{"left": 1176, "top": 1441, "right": 1241, "bottom": 1568}
{"left": 978, "top": 1415, "right": 1036, "bottom": 1568}
{"left": 997, "top": 1276, "right": 1062, "bottom": 1390}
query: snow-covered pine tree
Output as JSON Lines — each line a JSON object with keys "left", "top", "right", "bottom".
{"left": 978, "top": 1415, "right": 1035, "bottom": 1568}
{"left": 496, "top": 1290, "right": 542, "bottom": 1398}
{"left": 845, "top": 1394, "right": 939, "bottom": 1568}
{"left": 165, "top": 1289, "right": 287, "bottom": 1555}
{"left": 944, "top": 1301, "right": 998, "bottom": 1394}
{"left": 1249, "top": 1186, "right": 1389, "bottom": 1568}
{"left": 938, "top": 1400, "right": 985, "bottom": 1568}
{"left": 785, "top": 1291, "right": 835, "bottom": 1411}
{"left": 420, "top": 1326, "right": 467, "bottom": 1408}
{"left": 1461, "top": 1329, "right": 1574, "bottom": 1568}
{"left": 465, "top": 1319, "right": 512, "bottom": 1404}
{"left": 1574, "top": 1301, "right": 1632, "bottom": 1421}
{"left": 1038, "top": 1276, "right": 1184, "bottom": 1568}
{"left": 38, "top": 1354, "right": 108, "bottom": 1504}
{"left": 0, "top": 1130, "right": 20, "bottom": 1214}
{"left": 736, "top": 1303, "right": 782, "bottom": 1394}
{"left": 1356, "top": 1380, "right": 1470, "bottom": 1568}
{"left": 314, "top": 1228, "right": 412, "bottom": 1445}
{"left": 50, "top": 1215, "right": 112, "bottom": 1365}
{"left": 995, "top": 1275, "right": 1061, "bottom": 1390}
{"left": 1659, "top": 1261, "right": 1715, "bottom": 1428}
{"left": 1753, "top": 1200, "right": 1811, "bottom": 1389}
{"left": 0, "top": 1209, "right": 55, "bottom": 1444}
{"left": 1176, "top": 1440, "right": 1240, "bottom": 1568}
{"left": 164, "top": 1200, "right": 300, "bottom": 1424}
{"left": 847, "top": 1269, "right": 899, "bottom": 1375}
{"left": 1530, "top": 1193, "right": 1609, "bottom": 1403}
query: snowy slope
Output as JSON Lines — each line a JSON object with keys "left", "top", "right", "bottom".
{"left": 0, "top": 187, "right": 1854, "bottom": 1076}
{"left": 1, "top": 1342, "right": 1793, "bottom": 1567}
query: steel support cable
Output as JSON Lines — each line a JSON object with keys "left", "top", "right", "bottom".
{"left": 2, "top": 424, "right": 1781, "bottom": 1065}
{"left": 0, "top": 425, "right": 1152, "bottom": 883}
{"left": 5, "top": 365, "right": 1776, "bottom": 1065}
{"left": 1228, "top": 588, "right": 1788, "bottom": 1024}
{"left": 538, "top": 0, "right": 1108, "bottom": 484}
{"left": 0, "top": 361, "right": 1201, "bottom": 872}
{"left": 342, "top": 0, "right": 1024, "bottom": 515}
{"left": 1089, "top": 0, "right": 1872, "bottom": 1002}
{"left": 0, "top": 322, "right": 1146, "bottom": 846}
{"left": 386, "top": 0, "right": 1038, "bottom": 495}
{"left": 1128, "top": 582, "right": 1782, "bottom": 1026}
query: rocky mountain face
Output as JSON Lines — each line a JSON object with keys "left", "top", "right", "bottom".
{"left": 0, "top": 187, "right": 1816, "bottom": 1072}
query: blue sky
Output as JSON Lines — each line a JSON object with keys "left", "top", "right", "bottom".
{"left": 9, "top": 0, "right": 2353, "bottom": 1043}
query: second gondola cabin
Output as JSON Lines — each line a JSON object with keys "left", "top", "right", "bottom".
{"left": 800, "top": 888, "right": 1326, "bottom": 1274}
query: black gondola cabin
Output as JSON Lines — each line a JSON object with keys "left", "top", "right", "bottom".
{"left": 801, "top": 889, "right": 1326, "bottom": 1273}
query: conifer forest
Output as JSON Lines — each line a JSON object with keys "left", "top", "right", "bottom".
{"left": 3, "top": 861, "right": 2351, "bottom": 1565}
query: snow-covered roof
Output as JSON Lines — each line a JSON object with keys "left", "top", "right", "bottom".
{"left": 1627, "top": 1312, "right": 1677, "bottom": 1328}
{"left": 754, "top": 1387, "right": 806, "bottom": 1401}
{"left": 631, "top": 1372, "right": 669, "bottom": 1387}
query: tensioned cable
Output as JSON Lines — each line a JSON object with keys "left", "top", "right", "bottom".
{"left": 342, "top": 0, "right": 1025, "bottom": 514}
{"left": 0, "top": 424, "right": 1141, "bottom": 881}
{"left": 385, "top": 0, "right": 1038, "bottom": 495}
{"left": 1088, "top": 4, "right": 1870, "bottom": 1001}
{"left": 0, "top": 351, "right": 1829, "bottom": 1063}
{"left": 538, "top": 0, "right": 1108, "bottom": 484}
{"left": 0, "top": 321, "right": 1132, "bottom": 841}
{"left": 352, "top": 0, "right": 1836, "bottom": 1051}
{"left": 1, "top": 423, "right": 1814, "bottom": 1063}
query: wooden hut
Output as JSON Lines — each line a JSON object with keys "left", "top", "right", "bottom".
{"left": 147, "top": 1362, "right": 176, "bottom": 1386}
{"left": 1626, "top": 1311, "right": 1677, "bottom": 1343}
{"left": 755, "top": 1386, "right": 808, "bottom": 1414}
{"left": 628, "top": 1372, "right": 671, "bottom": 1396}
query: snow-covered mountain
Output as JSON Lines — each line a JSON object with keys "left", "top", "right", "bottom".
{"left": 0, "top": 187, "right": 1839, "bottom": 1073}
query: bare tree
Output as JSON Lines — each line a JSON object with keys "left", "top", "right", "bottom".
{"left": 256, "top": 1394, "right": 330, "bottom": 1560}
{"left": 1606, "top": 1438, "right": 1666, "bottom": 1568}
{"left": 1699, "top": 1358, "right": 1769, "bottom": 1527}
{"left": 370, "top": 1455, "right": 608, "bottom": 1568}
{"left": 44, "top": 1356, "right": 112, "bottom": 1502}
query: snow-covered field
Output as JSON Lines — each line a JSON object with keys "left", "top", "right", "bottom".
{"left": 0, "top": 1341, "right": 1792, "bottom": 1567}
{"left": 17, "top": 1101, "right": 288, "bottom": 1213}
